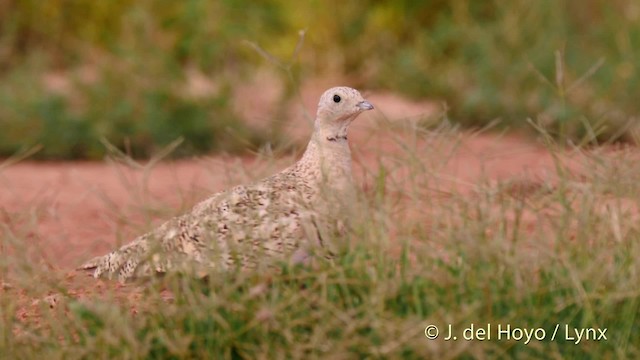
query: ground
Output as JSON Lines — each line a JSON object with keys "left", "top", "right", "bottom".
{"left": 0, "top": 88, "right": 587, "bottom": 327}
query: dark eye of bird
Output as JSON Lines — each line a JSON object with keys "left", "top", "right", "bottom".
{"left": 333, "top": 94, "right": 341, "bottom": 103}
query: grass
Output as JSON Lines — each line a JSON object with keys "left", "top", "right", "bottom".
{"left": 1, "top": 1, "right": 639, "bottom": 159}
{"left": 1, "top": 121, "right": 639, "bottom": 358}
{"left": 0, "top": 2, "right": 638, "bottom": 356}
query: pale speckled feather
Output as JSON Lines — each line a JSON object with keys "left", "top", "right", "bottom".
{"left": 80, "top": 86, "right": 374, "bottom": 282}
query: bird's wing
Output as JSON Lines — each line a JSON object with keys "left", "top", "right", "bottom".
{"left": 79, "top": 172, "right": 310, "bottom": 282}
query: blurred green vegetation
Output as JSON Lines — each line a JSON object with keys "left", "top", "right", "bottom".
{"left": 0, "top": 0, "right": 638, "bottom": 158}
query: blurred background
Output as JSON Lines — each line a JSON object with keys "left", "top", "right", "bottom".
{"left": 0, "top": 0, "right": 638, "bottom": 159}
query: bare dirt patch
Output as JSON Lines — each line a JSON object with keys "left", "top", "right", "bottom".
{"left": 0, "top": 132, "right": 563, "bottom": 269}
{"left": 0, "top": 88, "right": 600, "bottom": 330}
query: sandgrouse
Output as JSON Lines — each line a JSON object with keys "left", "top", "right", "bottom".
{"left": 81, "top": 86, "right": 374, "bottom": 282}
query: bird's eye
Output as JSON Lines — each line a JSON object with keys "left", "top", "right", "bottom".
{"left": 333, "top": 94, "right": 341, "bottom": 103}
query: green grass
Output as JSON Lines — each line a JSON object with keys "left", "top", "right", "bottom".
{"left": 1, "top": 124, "right": 639, "bottom": 358}
{"left": 1, "top": 1, "right": 639, "bottom": 357}
{"left": 1, "top": 0, "right": 639, "bottom": 159}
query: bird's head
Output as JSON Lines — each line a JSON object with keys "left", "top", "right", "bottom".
{"left": 314, "top": 87, "right": 374, "bottom": 139}
{"left": 316, "top": 86, "right": 374, "bottom": 122}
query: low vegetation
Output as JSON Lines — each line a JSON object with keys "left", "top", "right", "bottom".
{"left": 1, "top": 1, "right": 638, "bottom": 357}
{"left": 1, "top": 124, "right": 638, "bottom": 358}
{"left": 1, "top": 1, "right": 638, "bottom": 159}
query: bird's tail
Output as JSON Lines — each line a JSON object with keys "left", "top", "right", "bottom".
{"left": 74, "top": 238, "right": 151, "bottom": 282}
{"left": 77, "top": 255, "right": 103, "bottom": 270}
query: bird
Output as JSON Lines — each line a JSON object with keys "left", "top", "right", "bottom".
{"left": 80, "top": 86, "right": 374, "bottom": 282}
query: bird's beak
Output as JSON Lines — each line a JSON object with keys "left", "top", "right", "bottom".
{"left": 356, "top": 100, "right": 374, "bottom": 111}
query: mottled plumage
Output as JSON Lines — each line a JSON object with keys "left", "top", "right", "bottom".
{"left": 80, "top": 86, "right": 374, "bottom": 281}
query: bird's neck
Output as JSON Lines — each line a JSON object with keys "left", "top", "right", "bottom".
{"left": 313, "top": 115, "right": 354, "bottom": 142}
{"left": 298, "top": 128, "right": 353, "bottom": 187}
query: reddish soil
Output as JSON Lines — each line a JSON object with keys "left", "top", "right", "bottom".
{"left": 0, "top": 87, "right": 590, "bottom": 324}
{"left": 0, "top": 134, "right": 562, "bottom": 271}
